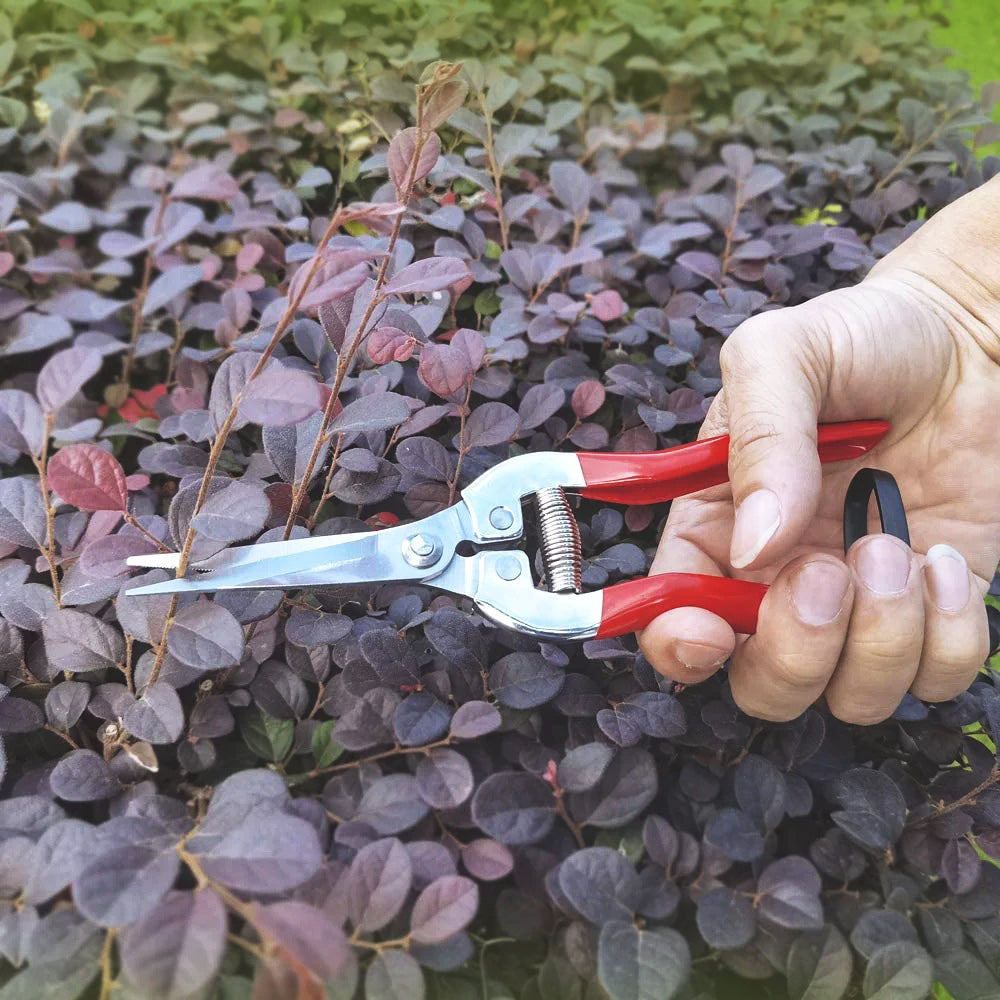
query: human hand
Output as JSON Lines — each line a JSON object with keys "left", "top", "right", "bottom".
{"left": 638, "top": 177, "right": 1000, "bottom": 723}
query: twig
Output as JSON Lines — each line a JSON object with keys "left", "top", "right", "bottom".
{"left": 122, "top": 187, "right": 170, "bottom": 390}
{"left": 281, "top": 106, "right": 435, "bottom": 538}
{"left": 909, "top": 765, "right": 1000, "bottom": 827}
{"left": 285, "top": 736, "right": 452, "bottom": 786}
{"left": 31, "top": 412, "right": 61, "bottom": 604}
{"left": 97, "top": 929, "right": 116, "bottom": 1000}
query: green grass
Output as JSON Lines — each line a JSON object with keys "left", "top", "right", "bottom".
{"left": 932, "top": 0, "right": 1000, "bottom": 154}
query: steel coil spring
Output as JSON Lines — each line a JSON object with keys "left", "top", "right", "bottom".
{"left": 533, "top": 486, "right": 582, "bottom": 594}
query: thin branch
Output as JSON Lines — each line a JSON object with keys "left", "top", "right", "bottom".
{"left": 31, "top": 412, "right": 61, "bottom": 604}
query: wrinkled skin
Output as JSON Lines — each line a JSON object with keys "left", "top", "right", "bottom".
{"left": 639, "top": 176, "right": 1000, "bottom": 724}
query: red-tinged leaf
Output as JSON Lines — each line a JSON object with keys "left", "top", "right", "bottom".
{"left": 387, "top": 128, "right": 441, "bottom": 199}
{"left": 48, "top": 444, "right": 128, "bottom": 512}
{"left": 625, "top": 505, "right": 655, "bottom": 532}
{"left": 423, "top": 79, "right": 469, "bottom": 131}
{"left": 368, "top": 326, "right": 417, "bottom": 364}
{"left": 589, "top": 288, "right": 626, "bottom": 322}
{"left": 125, "top": 474, "right": 150, "bottom": 491}
{"left": 299, "top": 262, "right": 370, "bottom": 312}
{"left": 571, "top": 380, "right": 605, "bottom": 419}
{"left": 171, "top": 163, "right": 240, "bottom": 201}
{"left": 237, "top": 243, "right": 264, "bottom": 272}
{"left": 418, "top": 328, "right": 485, "bottom": 399}
{"left": 240, "top": 369, "right": 322, "bottom": 427}
{"left": 381, "top": 257, "right": 470, "bottom": 298}
{"left": 0, "top": 252, "right": 13, "bottom": 277}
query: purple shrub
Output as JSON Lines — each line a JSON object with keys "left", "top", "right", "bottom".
{"left": 0, "top": 49, "right": 998, "bottom": 1000}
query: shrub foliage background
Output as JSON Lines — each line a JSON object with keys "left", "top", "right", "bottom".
{"left": 0, "top": 2, "right": 999, "bottom": 999}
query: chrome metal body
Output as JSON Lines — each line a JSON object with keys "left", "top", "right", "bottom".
{"left": 126, "top": 451, "right": 601, "bottom": 639}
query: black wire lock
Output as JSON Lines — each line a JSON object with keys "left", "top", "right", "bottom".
{"left": 842, "top": 468, "right": 998, "bottom": 660}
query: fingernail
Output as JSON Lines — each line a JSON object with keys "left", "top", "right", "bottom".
{"left": 792, "top": 560, "right": 850, "bottom": 625}
{"left": 925, "top": 543, "right": 970, "bottom": 613}
{"left": 674, "top": 640, "right": 729, "bottom": 672}
{"left": 731, "top": 489, "right": 781, "bottom": 569}
{"left": 856, "top": 535, "right": 911, "bottom": 595}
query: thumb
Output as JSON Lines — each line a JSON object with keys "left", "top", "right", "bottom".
{"left": 718, "top": 309, "right": 828, "bottom": 571}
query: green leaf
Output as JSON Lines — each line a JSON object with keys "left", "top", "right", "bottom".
{"left": 0, "top": 96, "right": 26, "bottom": 129}
{"left": 239, "top": 709, "right": 294, "bottom": 763}
{"left": 312, "top": 720, "right": 344, "bottom": 769}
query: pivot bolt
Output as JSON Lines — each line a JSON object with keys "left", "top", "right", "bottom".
{"left": 489, "top": 506, "right": 515, "bottom": 531}
{"left": 496, "top": 556, "right": 522, "bottom": 581}
{"left": 402, "top": 533, "right": 442, "bottom": 568}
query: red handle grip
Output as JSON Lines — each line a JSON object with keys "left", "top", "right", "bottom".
{"left": 578, "top": 419, "right": 890, "bottom": 506}
{"left": 597, "top": 573, "right": 768, "bottom": 639}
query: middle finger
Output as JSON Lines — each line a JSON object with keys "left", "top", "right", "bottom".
{"left": 823, "top": 534, "right": 925, "bottom": 724}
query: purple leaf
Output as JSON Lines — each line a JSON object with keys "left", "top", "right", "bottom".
{"left": 416, "top": 748, "right": 474, "bottom": 810}
{"left": 346, "top": 837, "right": 413, "bottom": 933}
{"left": 42, "top": 607, "right": 125, "bottom": 674}
{"left": 490, "top": 652, "right": 563, "bottom": 709}
{"left": 742, "top": 163, "right": 784, "bottom": 200}
{"left": 38, "top": 201, "right": 91, "bottom": 233}
{"left": 382, "top": 257, "right": 470, "bottom": 298}
{"left": 518, "top": 384, "right": 564, "bottom": 429}
{"left": 119, "top": 889, "right": 227, "bottom": 1000}
{"left": 191, "top": 480, "right": 268, "bottom": 543}
{"left": 73, "top": 845, "right": 180, "bottom": 927}
{"left": 36, "top": 346, "right": 102, "bottom": 413}
{"left": 293, "top": 260, "right": 372, "bottom": 312}
{"left": 80, "top": 534, "right": 158, "bottom": 579}
{"left": 40, "top": 288, "right": 127, "bottom": 322}
{"left": 0, "top": 389, "right": 43, "bottom": 455}
{"left": 418, "top": 328, "right": 485, "bottom": 398}
{"left": 549, "top": 160, "right": 590, "bottom": 218}
{"left": 49, "top": 749, "right": 121, "bottom": 801}
{"left": 461, "top": 839, "right": 514, "bottom": 882}
{"left": 393, "top": 693, "right": 450, "bottom": 747}
{"left": 254, "top": 901, "right": 353, "bottom": 980}
{"left": 167, "top": 602, "right": 244, "bottom": 671}
{"left": 171, "top": 163, "right": 240, "bottom": 201}
{"left": 44, "top": 681, "right": 90, "bottom": 731}
{"left": 409, "top": 875, "right": 478, "bottom": 945}
{"left": 387, "top": 128, "right": 441, "bottom": 199}
{"left": 124, "top": 683, "right": 184, "bottom": 744}
{"left": 240, "top": 368, "right": 322, "bottom": 426}
{"left": 142, "top": 264, "right": 203, "bottom": 316}
{"left": 472, "top": 773, "right": 555, "bottom": 845}
{"left": 327, "top": 391, "right": 410, "bottom": 436}
{"left": 462, "top": 402, "right": 520, "bottom": 448}
{"left": 193, "top": 809, "right": 322, "bottom": 893}
{"left": 449, "top": 701, "right": 501, "bottom": 739}
{"left": 23, "top": 819, "right": 101, "bottom": 905}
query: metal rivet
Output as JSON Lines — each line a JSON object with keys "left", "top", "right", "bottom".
{"left": 403, "top": 533, "right": 442, "bottom": 568}
{"left": 489, "top": 506, "right": 514, "bottom": 530}
{"left": 496, "top": 556, "right": 522, "bottom": 581}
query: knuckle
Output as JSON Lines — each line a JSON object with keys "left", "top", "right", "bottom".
{"left": 826, "top": 694, "right": 892, "bottom": 726}
{"left": 767, "top": 651, "right": 835, "bottom": 692}
{"left": 910, "top": 674, "right": 977, "bottom": 703}
{"left": 849, "top": 630, "right": 922, "bottom": 671}
{"left": 729, "top": 681, "right": 799, "bottom": 723}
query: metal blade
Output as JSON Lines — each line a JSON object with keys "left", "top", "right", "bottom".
{"left": 124, "top": 505, "right": 471, "bottom": 598}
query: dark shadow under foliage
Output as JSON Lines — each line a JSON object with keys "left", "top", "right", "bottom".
{"left": 0, "top": 9, "right": 999, "bottom": 1000}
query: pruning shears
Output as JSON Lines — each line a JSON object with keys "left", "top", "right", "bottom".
{"left": 126, "top": 420, "right": 895, "bottom": 641}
